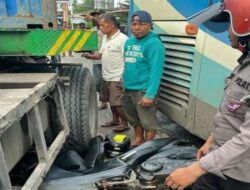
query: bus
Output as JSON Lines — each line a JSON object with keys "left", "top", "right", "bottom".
{"left": 130, "top": 0, "right": 241, "bottom": 139}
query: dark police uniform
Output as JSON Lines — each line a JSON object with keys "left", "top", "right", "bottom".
{"left": 193, "top": 54, "right": 250, "bottom": 190}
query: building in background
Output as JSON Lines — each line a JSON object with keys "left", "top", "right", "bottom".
{"left": 114, "top": 0, "right": 129, "bottom": 8}
{"left": 94, "top": 0, "right": 114, "bottom": 10}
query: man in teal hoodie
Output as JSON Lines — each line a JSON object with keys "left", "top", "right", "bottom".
{"left": 121, "top": 10, "right": 165, "bottom": 146}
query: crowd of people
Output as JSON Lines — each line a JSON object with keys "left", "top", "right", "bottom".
{"left": 82, "top": 1, "right": 250, "bottom": 189}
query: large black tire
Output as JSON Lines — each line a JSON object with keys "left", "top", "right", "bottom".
{"left": 59, "top": 66, "right": 98, "bottom": 154}
{"left": 93, "top": 64, "right": 102, "bottom": 93}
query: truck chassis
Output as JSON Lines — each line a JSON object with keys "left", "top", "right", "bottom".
{"left": 0, "top": 73, "right": 69, "bottom": 190}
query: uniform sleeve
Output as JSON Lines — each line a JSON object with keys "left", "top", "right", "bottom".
{"left": 200, "top": 110, "right": 250, "bottom": 178}
{"left": 144, "top": 39, "right": 165, "bottom": 99}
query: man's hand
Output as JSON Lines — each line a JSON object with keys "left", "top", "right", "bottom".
{"left": 197, "top": 135, "right": 213, "bottom": 160}
{"left": 81, "top": 52, "right": 101, "bottom": 60}
{"left": 165, "top": 162, "right": 206, "bottom": 190}
{"left": 138, "top": 97, "right": 154, "bottom": 107}
{"left": 81, "top": 52, "right": 92, "bottom": 58}
{"left": 84, "top": 14, "right": 94, "bottom": 21}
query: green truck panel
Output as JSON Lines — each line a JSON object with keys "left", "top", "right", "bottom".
{"left": 0, "top": 29, "right": 98, "bottom": 56}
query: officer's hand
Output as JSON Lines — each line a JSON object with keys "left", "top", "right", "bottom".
{"left": 138, "top": 97, "right": 154, "bottom": 107}
{"left": 197, "top": 143, "right": 210, "bottom": 160}
{"left": 197, "top": 135, "right": 213, "bottom": 160}
{"left": 165, "top": 162, "right": 206, "bottom": 190}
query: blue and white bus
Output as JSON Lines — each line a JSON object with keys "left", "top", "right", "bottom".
{"left": 130, "top": 0, "right": 241, "bottom": 139}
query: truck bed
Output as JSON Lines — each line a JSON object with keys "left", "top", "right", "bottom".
{"left": 0, "top": 73, "right": 57, "bottom": 133}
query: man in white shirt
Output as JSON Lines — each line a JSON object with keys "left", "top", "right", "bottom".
{"left": 82, "top": 14, "right": 129, "bottom": 132}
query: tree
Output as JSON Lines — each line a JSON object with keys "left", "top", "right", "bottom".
{"left": 73, "top": 0, "right": 94, "bottom": 14}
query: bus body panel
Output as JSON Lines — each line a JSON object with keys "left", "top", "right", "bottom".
{"left": 132, "top": 0, "right": 241, "bottom": 139}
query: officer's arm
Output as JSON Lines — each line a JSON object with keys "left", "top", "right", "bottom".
{"left": 200, "top": 111, "right": 250, "bottom": 178}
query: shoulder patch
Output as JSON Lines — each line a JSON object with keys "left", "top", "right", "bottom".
{"left": 227, "top": 102, "right": 241, "bottom": 112}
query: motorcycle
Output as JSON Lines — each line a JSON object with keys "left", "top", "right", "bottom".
{"left": 40, "top": 136, "right": 196, "bottom": 190}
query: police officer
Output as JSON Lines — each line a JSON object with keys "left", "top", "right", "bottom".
{"left": 165, "top": 0, "right": 250, "bottom": 189}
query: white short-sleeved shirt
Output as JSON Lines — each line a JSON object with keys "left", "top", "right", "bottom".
{"left": 99, "top": 30, "right": 128, "bottom": 81}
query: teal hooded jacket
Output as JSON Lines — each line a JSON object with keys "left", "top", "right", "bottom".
{"left": 123, "top": 32, "right": 165, "bottom": 99}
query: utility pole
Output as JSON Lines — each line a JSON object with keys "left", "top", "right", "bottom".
{"left": 61, "top": 0, "right": 73, "bottom": 29}
{"left": 69, "top": 0, "right": 74, "bottom": 29}
{"left": 62, "top": 2, "right": 68, "bottom": 27}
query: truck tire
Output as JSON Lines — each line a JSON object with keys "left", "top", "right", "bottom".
{"left": 59, "top": 66, "right": 97, "bottom": 154}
